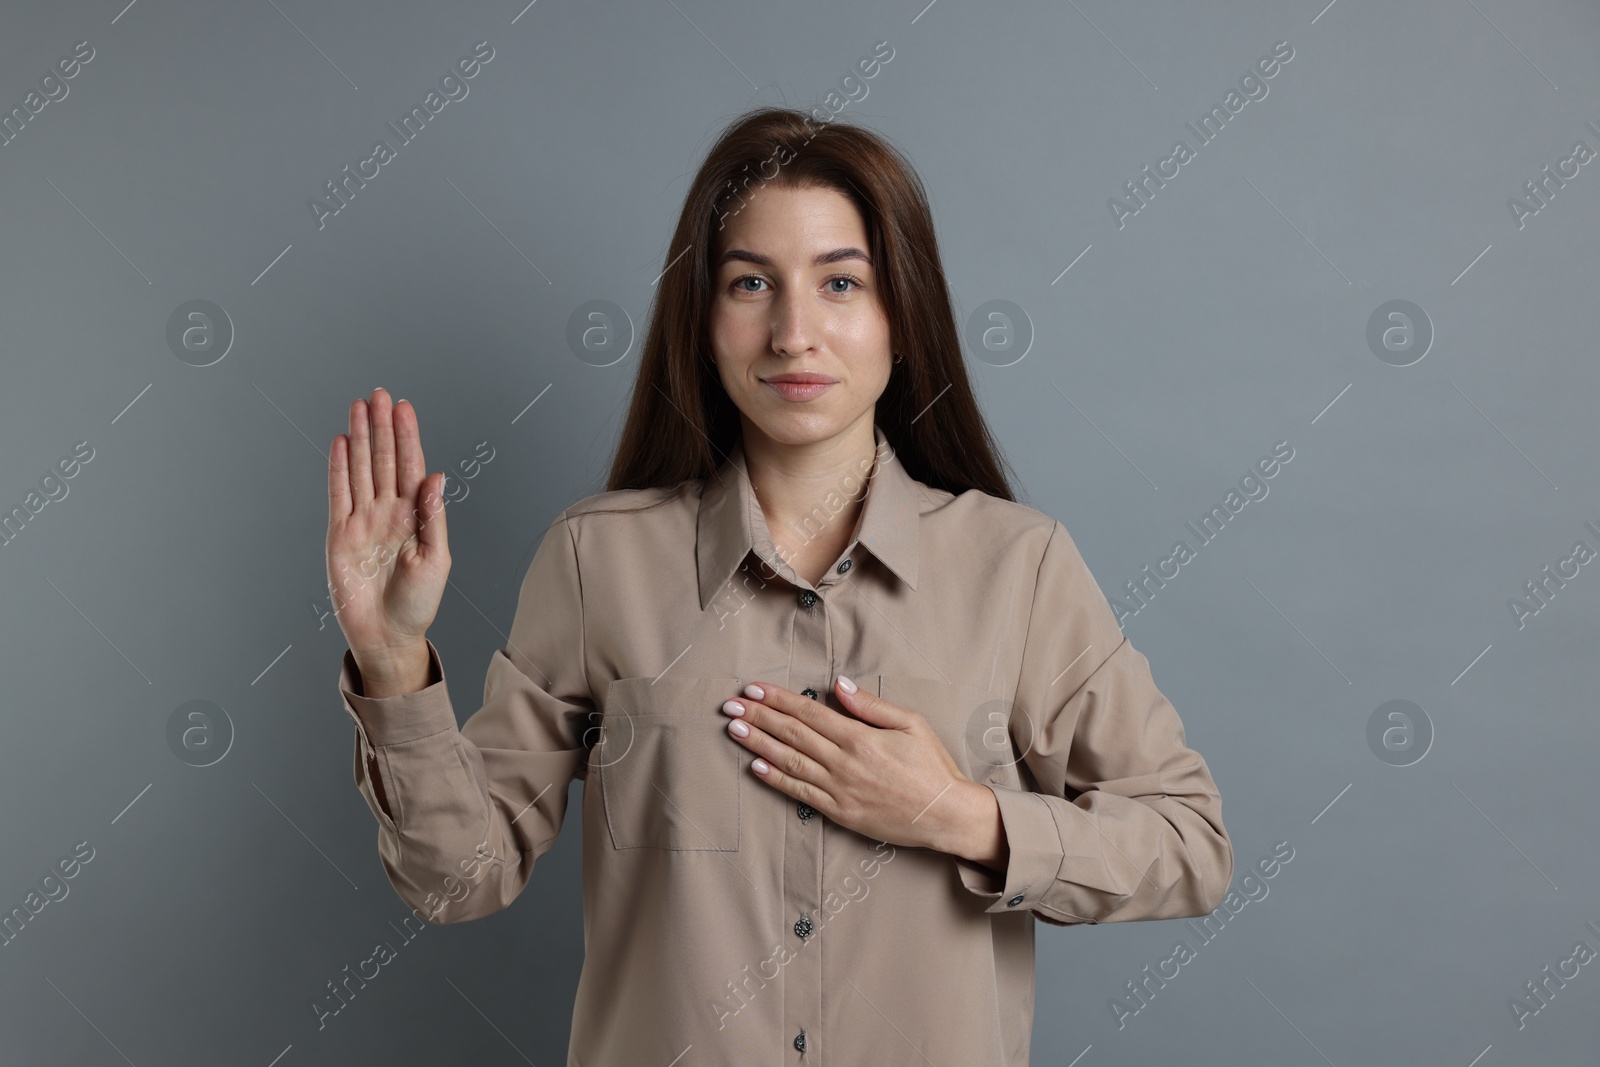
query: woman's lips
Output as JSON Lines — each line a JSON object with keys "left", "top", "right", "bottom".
{"left": 762, "top": 379, "right": 835, "bottom": 401}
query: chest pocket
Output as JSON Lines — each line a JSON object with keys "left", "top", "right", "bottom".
{"left": 875, "top": 674, "right": 1028, "bottom": 793}
{"left": 598, "top": 675, "right": 744, "bottom": 851}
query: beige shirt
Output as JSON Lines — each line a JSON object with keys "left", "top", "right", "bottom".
{"left": 338, "top": 422, "right": 1233, "bottom": 1066}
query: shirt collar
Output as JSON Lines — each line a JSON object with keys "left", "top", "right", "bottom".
{"left": 696, "top": 422, "right": 921, "bottom": 610}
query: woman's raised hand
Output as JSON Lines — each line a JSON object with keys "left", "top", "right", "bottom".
{"left": 326, "top": 387, "right": 451, "bottom": 693}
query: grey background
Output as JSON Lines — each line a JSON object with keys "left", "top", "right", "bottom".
{"left": 1, "top": 0, "right": 1596, "bottom": 1063}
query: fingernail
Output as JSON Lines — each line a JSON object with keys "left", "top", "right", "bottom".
{"left": 743, "top": 683, "right": 764, "bottom": 699}
{"left": 753, "top": 758, "right": 770, "bottom": 774}
{"left": 837, "top": 675, "right": 856, "bottom": 694}
{"left": 722, "top": 699, "right": 745, "bottom": 717}
{"left": 728, "top": 720, "right": 749, "bottom": 737}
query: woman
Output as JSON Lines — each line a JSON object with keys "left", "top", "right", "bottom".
{"left": 326, "top": 106, "right": 1232, "bottom": 1065}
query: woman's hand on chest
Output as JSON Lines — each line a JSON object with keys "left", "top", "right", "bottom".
{"left": 720, "top": 677, "right": 990, "bottom": 855}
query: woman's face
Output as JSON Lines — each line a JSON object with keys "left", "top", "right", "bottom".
{"left": 708, "top": 183, "right": 892, "bottom": 451}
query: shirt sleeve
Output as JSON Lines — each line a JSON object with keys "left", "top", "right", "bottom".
{"left": 337, "top": 508, "right": 593, "bottom": 925}
{"left": 955, "top": 519, "right": 1234, "bottom": 926}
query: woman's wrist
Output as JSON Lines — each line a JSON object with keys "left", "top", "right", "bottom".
{"left": 939, "top": 780, "right": 1010, "bottom": 874}
{"left": 354, "top": 639, "right": 433, "bottom": 698}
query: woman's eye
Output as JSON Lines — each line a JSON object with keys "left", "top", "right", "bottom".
{"left": 729, "top": 274, "right": 864, "bottom": 295}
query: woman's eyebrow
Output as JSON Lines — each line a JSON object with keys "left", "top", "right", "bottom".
{"left": 718, "top": 247, "right": 873, "bottom": 269}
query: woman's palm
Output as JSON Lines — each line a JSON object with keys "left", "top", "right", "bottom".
{"left": 326, "top": 388, "right": 450, "bottom": 660}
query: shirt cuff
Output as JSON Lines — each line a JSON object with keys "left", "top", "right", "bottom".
{"left": 338, "top": 640, "right": 457, "bottom": 746}
{"left": 955, "top": 782, "right": 1067, "bottom": 916}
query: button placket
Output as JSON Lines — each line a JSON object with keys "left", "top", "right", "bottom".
{"left": 794, "top": 685, "right": 822, "bottom": 828}
{"left": 783, "top": 569, "right": 827, "bottom": 1057}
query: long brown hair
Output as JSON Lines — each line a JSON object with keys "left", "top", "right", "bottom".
{"left": 602, "top": 105, "right": 1017, "bottom": 506}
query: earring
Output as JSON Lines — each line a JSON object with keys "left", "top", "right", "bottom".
{"left": 893, "top": 352, "right": 904, "bottom": 364}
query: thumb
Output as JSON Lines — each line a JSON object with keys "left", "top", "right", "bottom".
{"left": 415, "top": 472, "right": 449, "bottom": 556}
{"left": 835, "top": 676, "right": 905, "bottom": 727}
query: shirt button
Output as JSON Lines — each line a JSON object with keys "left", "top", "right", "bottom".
{"left": 1007, "top": 893, "right": 1025, "bottom": 907}
{"left": 794, "top": 915, "right": 813, "bottom": 939}
{"left": 836, "top": 558, "right": 852, "bottom": 574}
{"left": 798, "top": 589, "right": 818, "bottom": 609}
{"left": 796, "top": 801, "right": 815, "bottom": 822}
{"left": 801, "top": 687, "right": 819, "bottom": 700}
{"left": 794, "top": 1031, "right": 807, "bottom": 1053}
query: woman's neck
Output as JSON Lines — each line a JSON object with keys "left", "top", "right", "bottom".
{"left": 741, "top": 418, "right": 878, "bottom": 583}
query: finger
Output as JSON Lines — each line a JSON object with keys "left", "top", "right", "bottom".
{"left": 738, "top": 733, "right": 835, "bottom": 810}
{"left": 725, "top": 692, "right": 838, "bottom": 763}
{"left": 393, "top": 398, "right": 426, "bottom": 503}
{"left": 328, "top": 432, "right": 351, "bottom": 522}
{"left": 415, "top": 471, "right": 449, "bottom": 557}
{"left": 369, "top": 387, "right": 397, "bottom": 498}
{"left": 728, "top": 719, "right": 827, "bottom": 786}
{"left": 742, "top": 681, "right": 852, "bottom": 745}
{"left": 834, "top": 679, "right": 910, "bottom": 729}
{"left": 348, "top": 398, "right": 374, "bottom": 505}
